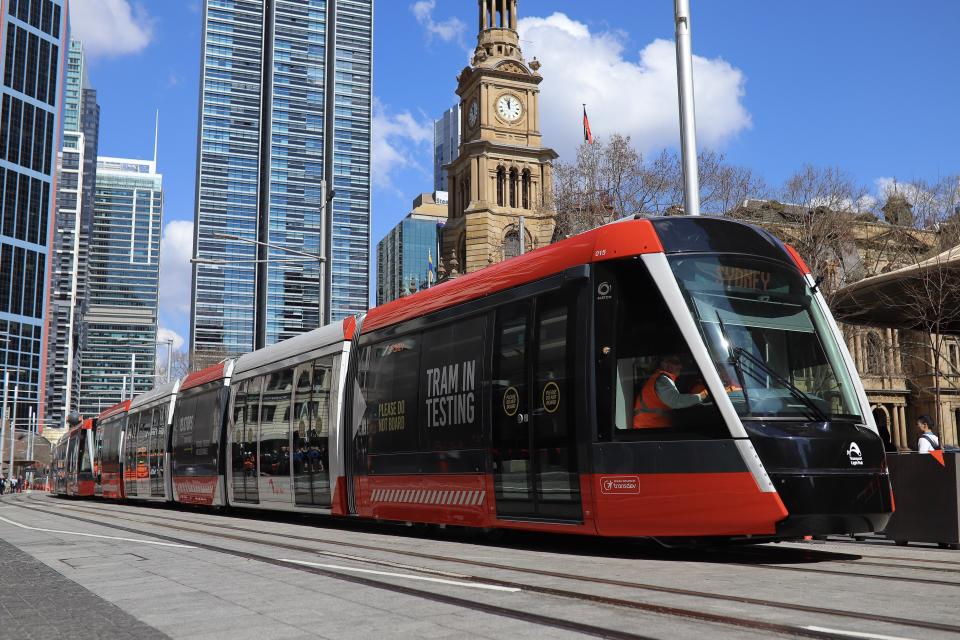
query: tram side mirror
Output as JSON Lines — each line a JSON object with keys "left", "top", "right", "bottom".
{"left": 810, "top": 275, "right": 825, "bottom": 293}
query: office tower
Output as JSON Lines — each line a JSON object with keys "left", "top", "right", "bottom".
{"left": 376, "top": 192, "right": 446, "bottom": 305}
{"left": 433, "top": 104, "right": 460, "bottom": 193}
{"left": 190, "top": 0, "right": 373, "bottom": 369}
{"left": 46, "top": 39, "right": 100, "bottom": 427}
{"left": 0, "top": 0, "right": 68, "bottom": 426}
{"left": 76, "top": 157, "right": 163, "bottom": 417}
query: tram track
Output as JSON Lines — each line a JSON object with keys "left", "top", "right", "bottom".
{"left": 35, "top": 493, "right": 960, "bottom": 583}
{"left": 11, "top": 494, "right": 959, "bottom": 639}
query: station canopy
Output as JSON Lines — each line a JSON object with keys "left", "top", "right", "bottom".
{"left": 832, "top": 245, "right": 960, "bottom": 335}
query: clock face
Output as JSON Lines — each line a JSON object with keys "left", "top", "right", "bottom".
{"left": 467, "top": 99, "right": 479, "bottom": 128}
{"left": 496, "top": 94, "right": 523, "bottom": 122}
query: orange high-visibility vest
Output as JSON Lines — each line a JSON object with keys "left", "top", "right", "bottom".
{"left": 633, "top": 370, "right": 677, "bottom": 429}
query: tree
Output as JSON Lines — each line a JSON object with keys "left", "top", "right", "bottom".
{"left": 156, "top": 350, "right": 190, "bottom": 383}
{"left": 728, "top": 165, "right": 869, "bottom": 303}
{"left": 890, "top": 248, "right": 960, "bottom": 439}
{"left": 552, "top": 137, "right": 766, "bottom": 238}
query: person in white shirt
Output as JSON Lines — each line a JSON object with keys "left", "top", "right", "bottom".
{"left": 917, "top": 415, "right": 940, "bottom": 453}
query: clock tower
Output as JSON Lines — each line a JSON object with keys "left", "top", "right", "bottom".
{"left": 441, "top": 0, "right": 558, "bottom": 277}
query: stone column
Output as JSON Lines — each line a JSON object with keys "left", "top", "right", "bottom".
{"left": 510, "top": 0, "right": 517, "bottom": 29}
{"left": 899, "top": 405, "right": 909, "bottom": 450}
{"left": 853, "top": 334, "right": 863, "bottom": 373}
{"left": 885, "top": 328, "right": 896, "bottom": 376}
{"left": 890, "top": 405, "right": 900, "bottom": 449}
{"left": 893, "top": 330, "right": 903, "bottom": 373}
{"left": 469, "top": 156, "right": 479, "bottom": 204}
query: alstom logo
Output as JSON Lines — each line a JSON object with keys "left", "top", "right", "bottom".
{"left": 847, "top": 442, "right": 863, "bottom": 466}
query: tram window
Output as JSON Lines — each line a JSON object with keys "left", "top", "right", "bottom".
{"left": 595, "top": 259, "right": 725, "bottom": 440}
{"left": 259, "top": 369, "right": 293, "bottom": 478}
{"left": 360, "top": 334, "right": 421, "bottom": 455}
{"left": 172, "top": 395, "right": 198, "bottom": 471}
{"left": 419, "top": 317, "right": 485, "bottom": 451}
{"left": 78, "top": 432, "right": 91, "bottom": 472}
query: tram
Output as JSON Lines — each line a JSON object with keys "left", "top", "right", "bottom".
{"left": 56, "top": 217, "right": 894, "bottom": 539}
{"left": 51, "top": 418, "right": 96, "bottom": 497}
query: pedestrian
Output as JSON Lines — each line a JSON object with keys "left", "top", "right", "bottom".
{"left": 917, "top": 415, "right": 941, "bottom": 454}
{"left": 0, "top": 475, "right": 5, "bottom": 496}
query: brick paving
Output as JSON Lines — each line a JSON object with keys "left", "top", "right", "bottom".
{"left": 0, "top": 537, "right": 169, "bottom": 640}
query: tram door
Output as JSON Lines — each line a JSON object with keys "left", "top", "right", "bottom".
{"left": 257, "top": 369, "right": 293, "bottom": 506}
{"left": 492, "top": 291, "right": 582, "bottom": 521}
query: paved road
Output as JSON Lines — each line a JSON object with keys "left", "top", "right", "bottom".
{"left": 1, "top": 492, "right": 958, "bottom": 640}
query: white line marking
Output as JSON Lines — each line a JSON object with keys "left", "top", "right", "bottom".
{"left": 280, "top": 559, "right": 521, "bottom": 592}
{"left": 804, "top": 626, "right": 917, "bottom": 640}
{"left": 0, "top": 515, "right": 196, "bottom": 549}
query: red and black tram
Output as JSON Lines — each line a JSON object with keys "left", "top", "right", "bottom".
{"left": 51, "top": 417, "right": 96, "bottom": 497}
{"left": 55, "top": 217, "right": 893, "bottom": 540}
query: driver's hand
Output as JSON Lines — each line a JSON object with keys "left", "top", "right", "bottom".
{"left": 698, "top": 390, "right": 709, "bottom": 401}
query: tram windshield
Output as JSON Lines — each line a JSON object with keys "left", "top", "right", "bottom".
{"left": 670, "top": 254, "right": 862, "bottom": 422}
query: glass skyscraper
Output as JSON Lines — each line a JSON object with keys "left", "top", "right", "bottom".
{"left": 376, "top": 192, "right": 446, "bottom": 305}
{"left": 190, "top": 0, "right": 372, "bottom": 369}
{"left": 46, "top": 38, "right": 100, "bottom": 427}
{"left": 0, "top": 0, "right": 67, "bottom": 426}
{"left": 77, "top": 158, "right": 163, "bottom": 418}
{"left": 433, "top": 104, "right": 460, "bottom": 193}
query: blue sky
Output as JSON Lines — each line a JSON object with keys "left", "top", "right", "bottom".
{"left": 72, "top": 0, "right": 960, "bottom": 352}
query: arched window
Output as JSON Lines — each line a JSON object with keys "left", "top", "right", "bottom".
{"left": 521, "top": 169, "right": 531, "bottom": 209}
{"left": 866, "top": 331, "right": 884, "bottom": 374}
{"left": 496, "top": 167, "right": 505, "bottom": 207}
{"left": 503, "top": 230, "right": 520, "bottom": 259}
{"left": 509, "top": 168, "right": 518, "bottom": 208}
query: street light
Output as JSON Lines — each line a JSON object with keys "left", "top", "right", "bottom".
{"left": 157, "top": 338, "right": 174, "bottom": 384}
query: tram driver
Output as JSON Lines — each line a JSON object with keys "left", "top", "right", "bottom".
{"left": 633, "top": 355, "right": 709, "bottom": 429}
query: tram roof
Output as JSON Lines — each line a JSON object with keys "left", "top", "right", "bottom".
{"left": 179, "top": 360, "right": 236, "bottom": 392}
{"left": 362, "top": 218, "right": 664, "bottom": 333}
{"left": 130, "top": 379, "right": 181, "bottom": 411}
{"left": 97, "top": 400, "right": 130, "bottom": 421}
{"left": 232, "top": 318, "right": 354, "bottom": 381}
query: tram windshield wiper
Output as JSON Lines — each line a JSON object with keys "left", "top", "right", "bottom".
{"left": 714, "top": 312, "right": 751, "bottom": 413}
{"left": 731, "top": 346, "right": 830, "bottom": 423}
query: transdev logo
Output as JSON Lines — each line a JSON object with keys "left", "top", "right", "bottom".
{"left": 847, "top": 442, "right": 863, "bottom": 466}
{"left": 600, "top": 475, "right": 640, "bottom": 495}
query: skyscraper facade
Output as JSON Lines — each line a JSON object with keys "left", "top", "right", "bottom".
{"left": 433, "top": 104, "right": 460, "bottom": 193}
{"left": 46, "top": 38, "right": 100, "bottom": 427}
{"left": 77, "top": 158, "right": 163, "bottom": 417}
{"left": 0, "top": 0, "right": 67, "bottom": 426}
{"left": 376, "top": 192, "right": 446, "bottom": 305}
{"left": 190, "top": 0, "right": 373, "bottom": 369}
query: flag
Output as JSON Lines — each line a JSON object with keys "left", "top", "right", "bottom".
{"left": 583, "top": 105, "right": 593, "bottom": 144}
{"left": 427, "top": 250, "right": 436, "bottom": 285}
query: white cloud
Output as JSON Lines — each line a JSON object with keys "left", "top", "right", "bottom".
{"left": 70, "top": 0, "right": 154, "bottom": 59}
{"left": 518, "top": 13, "right": 752, "bottom": 161}
{"left": 411, "top": 0, "right": 467, "bottom": 44}
{"left": 159, "top": 220, "right": 194, "bottom": 323}
{"left": 156, "top": 327, "right": 185, "bottom": 351}
{"left": 372, "top": 98, "right": 433, "bottom": 191}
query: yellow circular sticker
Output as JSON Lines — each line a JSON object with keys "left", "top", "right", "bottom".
{"left": 502, "top": 386, "right": 519, "bottom": 416}
{"left": 542, "top": 381, "right": 560, "bottom": 413}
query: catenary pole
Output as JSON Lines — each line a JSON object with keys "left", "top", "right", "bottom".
{"left": 0, "top": 371, "right": 8, "bottom": 475}
{"left": 674, "top": 0, "right": 701, "bottom": 216}
{"left": 9, "top": 385, "right": 17, "bottom": 475}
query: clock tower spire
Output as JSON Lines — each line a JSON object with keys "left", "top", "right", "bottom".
{"left": 440, "top": 0, "right": 557, "bottom": 277}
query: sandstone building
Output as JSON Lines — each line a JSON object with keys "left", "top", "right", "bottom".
{"left": 440, "top": 0, "right": 557, "bottom": 277}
